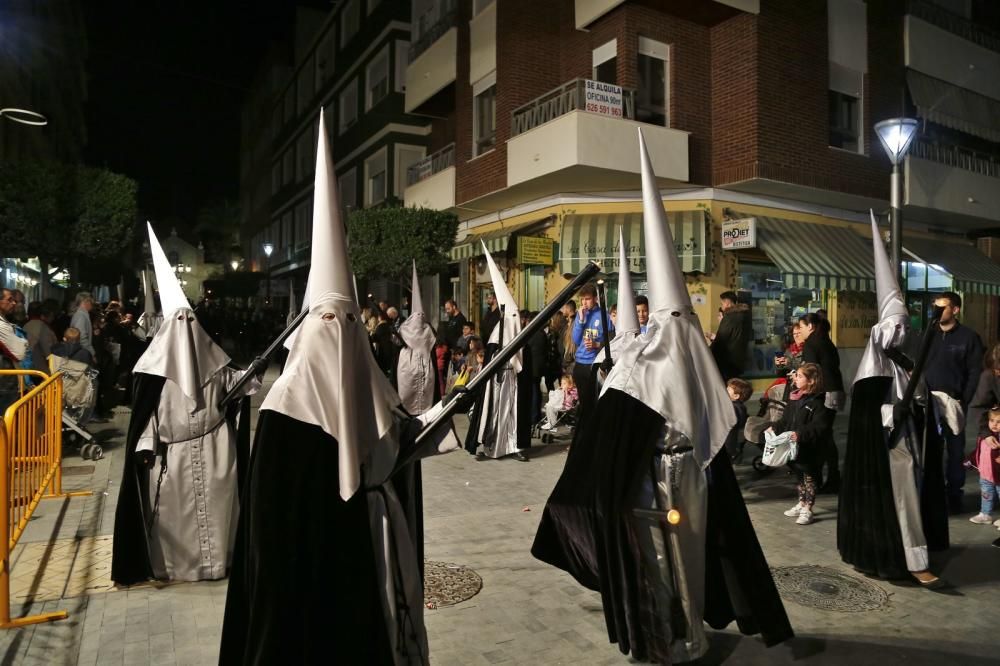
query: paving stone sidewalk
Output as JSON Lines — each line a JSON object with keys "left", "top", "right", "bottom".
{"left": 1, "top": 371, "right": 997, "bottom": 665}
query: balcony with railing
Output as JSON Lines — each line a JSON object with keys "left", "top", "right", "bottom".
{"left": 511, "top": 79, "right": 637, "bottom": 137}
{"left": 404, "top": 143, "right": 456, "bottom": 211}
{"left": 906, "top": 138, "right": 1000, "bottom": 223}
{"left": 405, "top": 1, "right": 459, "bottom": 113}
{"left": 507, "top": 78, "right": 689, "bottom": 190}
{"left": 908, "top": 0, "right": 1000, "bottom": 53}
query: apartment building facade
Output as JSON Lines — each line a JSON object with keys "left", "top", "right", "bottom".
{"left": 240, "top": 0, "right": 432, "bottom": 307}
{"left": 403, "top": 0, "right": 1000, "bottom": 383}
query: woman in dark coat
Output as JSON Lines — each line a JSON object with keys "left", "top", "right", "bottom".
{"left": 799, "top": 312, "right": 844, "bottom": 490}
{"left": 768, "top": 363, "right": 835, "bottom": 525}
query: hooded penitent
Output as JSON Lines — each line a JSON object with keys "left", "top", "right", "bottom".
{"left": 601, "top": 130, "right": 734, "bottom": 468}
{"left": 132, "top": 223, "right": 230, "bottom": 407}
{"left": 396, "top": 261, "right": 437, "bottom": 415}
{"left": 221, "top": 110, "right": 459, "bottom": 665}
{"left": 462, "top": 242, "right": 530, "bottom": 459}
{"left": 259, "top": 111, "right": 398, "bottom": 502}
{"left": 112, "top": 224, "right": 253, "bottom": 586}
{"left": 533, "top": 128, "right": 792, "bottom": 663}
{"left": 837, "top": 211, "right": 948, "bottom": 579}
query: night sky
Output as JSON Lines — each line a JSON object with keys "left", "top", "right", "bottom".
{"left": 82, "top": 1, "right": 318, "bottom": 232}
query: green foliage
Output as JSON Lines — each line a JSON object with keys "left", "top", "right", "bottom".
{"left": 73, "top": 166, "right": 138, "bottom": 258}
{"left": 0, "top": 161, "right": 137, "bottom": 282}
{"left": 346, "top": 203, "right": 459, "bottom": 281}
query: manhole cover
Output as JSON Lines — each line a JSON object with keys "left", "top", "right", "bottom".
{"left": 771, "top": 565, "right": 889, "bottom": 612}
{"left": 62, "top": 465, "right": 95, "bottom": 477}
{"left": 423, "top": 560, "right": 482, "bottom": 609}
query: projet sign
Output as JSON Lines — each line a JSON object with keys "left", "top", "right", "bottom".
{"left": 721, "top": 218, "right": 756, "bottom": 250}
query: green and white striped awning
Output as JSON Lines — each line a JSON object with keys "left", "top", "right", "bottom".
{"left": 449, "top": 219, "right": 551, "bottom": 261}
{"left": 752, "top": 215, "right": 876, "bottom": 291}
{"left": 558, "top": 210, "right": 708, "bottom": 274}
{"left": 903, "top": 236, "right": 1000, "bottom": 296}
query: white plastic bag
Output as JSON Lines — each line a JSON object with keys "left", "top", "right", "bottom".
{"left": 762, "top": 430, "right": 798, "bottom": 467}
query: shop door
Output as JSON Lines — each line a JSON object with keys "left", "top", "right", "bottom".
{"left": 525, "top": 266, "right": 545, "bottom": 311}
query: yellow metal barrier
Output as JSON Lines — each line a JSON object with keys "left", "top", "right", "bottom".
{"left": 0, "top": 369, "right": 92, "bottom": 628}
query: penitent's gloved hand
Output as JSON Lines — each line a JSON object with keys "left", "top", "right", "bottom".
{"left": 250, "top": 356, "right": 269, "bottom": 380}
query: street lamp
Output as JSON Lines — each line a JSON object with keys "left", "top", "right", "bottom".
{"left": 874, "top": 117, "right": 919, "bottom": 276}
{"left": 262, "top": 242, "right": 274, "bottom": 305}
{"left": 230, "top": 259, "right": 239, "bottom": 272}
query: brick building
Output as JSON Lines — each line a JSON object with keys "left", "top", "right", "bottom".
{"left": 403, "top": 0, "right": 1000, "bottom": 385}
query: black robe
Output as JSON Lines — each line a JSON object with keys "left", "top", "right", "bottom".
{"left": 837, "top": 377, "right": 948, "bottom": 579}
{"left": 111, "top": 371, "right": 252, "bottom": 587}
{"left": 532, "top": 389, "right": 793, "bottom": 661}
{"left": 220, "top": 411, "right": 434, "bottom": 664}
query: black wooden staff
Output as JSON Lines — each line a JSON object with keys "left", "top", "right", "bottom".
{"left": 218, "top": 308, "right": 308, "bottom": 409}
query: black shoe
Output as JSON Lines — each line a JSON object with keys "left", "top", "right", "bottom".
{"left": 513, "top": 452, "right": 529, "bottom": 462}
{"left": 475, "top": 452, "right": 487, "bottom": 461}
{"left": 992, "top": 537, "right": 1000, "bottom": 549}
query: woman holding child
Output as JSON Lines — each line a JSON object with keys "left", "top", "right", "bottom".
{"left": 767, "top": 363, "right": 835, "bottom": 526}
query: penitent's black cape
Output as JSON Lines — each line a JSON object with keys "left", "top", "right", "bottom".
{"left": 532, "top": 389, "right": 793, "bottom": 660}
{"left": 110, "top": 371, "right": 251, "bottom": 587}
{"left": 837, "top": 377, "right": 948, "bottom": 579}
{"left": 219, "top": 409, "right": 431, "bottom": 665}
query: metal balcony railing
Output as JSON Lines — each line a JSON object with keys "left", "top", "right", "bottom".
{"left": 510, "top": 78, "right": 637, "bottom": 137}
{"left": 908, "top": 0, "right": 1000, "bottom": 54}
{"left": 407, "top": 143, "right": 456, "bottom": 187}
{"left": 910, "top": 138, "right": 1000, "bottom": 178}
{"left": 409, "top": 0, "right": 459, "bottom": 61}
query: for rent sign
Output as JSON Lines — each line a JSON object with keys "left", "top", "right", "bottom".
{"left": 721, "top": 217, "right": 757, "bottom": 250}
{"left": 584, "top": 79, "right": 623, "bottom": 119}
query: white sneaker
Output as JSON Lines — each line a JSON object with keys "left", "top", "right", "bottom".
{"left": 969, "top": 513, "right": 993, "bottom": 525}
{"left": 783, "top": 503, "right": 805, "bottom": 517}
{"left": 540, "top": 423, "right": 553, "bottom": 431}
{"left": 796, "top": 510, "right": 814, "bottom": 525}
{"left": 993, "top": 518, "right": 1000, "bottom": 528}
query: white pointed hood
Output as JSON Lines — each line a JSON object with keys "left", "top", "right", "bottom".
{"left": 147, "top": 222, "right": 190, "bottom": 317}
{"left": 609, "top": 226, "right": 640, "bottom": 358}
{"left": 854, "top": 211, "right": 912, "bottom": 392}
{"left": 615, "top": 226, "right": 640, "bottom": 334}
{"left": 261, "top": 109, "right": 399, "bottom": 501}
{"left": 482, "top": 241, "right": 522, "bottom": 373}
{"left": 399, "top": 261, "right": 433, "bottom": 348}
{"left": 397, "top": 261, "right": 437, "bottom": 415}
{"left": 133, "top": 224, "right": 230, "bottom": 406}
{"left": 601, "top": 129, "right": 734, "bottom": 469}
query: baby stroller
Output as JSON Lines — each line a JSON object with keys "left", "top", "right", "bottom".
{"left": 742, "top": 378, "right": 788, "bottom": 473}
{"left": 48, "top": 355, "right": 103, "bottom": 460}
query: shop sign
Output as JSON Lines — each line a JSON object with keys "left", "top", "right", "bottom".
{"left": 722, "top": 217, "right": 756, "bottom": 250}
{"left": 517, "top": 236, "right": 554, "bottom": 265}
{"left": 584, "top": 79, "right": 623, "bottom": 119}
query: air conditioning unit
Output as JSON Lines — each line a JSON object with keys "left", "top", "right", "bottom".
{"left": 475, "top": 253, "right": 507, "bottom": 284}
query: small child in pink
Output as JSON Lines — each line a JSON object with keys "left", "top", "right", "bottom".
{"left": 541, "top": 374, "right": 578, "bottom": 432}
{"left": 967, "top": 406, "right": 1000, "bottom": 529}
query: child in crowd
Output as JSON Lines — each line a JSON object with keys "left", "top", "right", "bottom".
{"left": 966, "top": 406, "right": 1000, "bottom": 531}
{"left": 445, "top": 348, "right": 466, "bottom": 393}
{"left": 541, "top": 374, "right": 578, "bottom": 432}
{"left": 767, "top": 363, "right": 834, "bottom": 526}
{"left": 457, "top": 323, "right": 474, "bottom": 352}
{"left": 724, "top": 378, "right": 753, "bottom": 462}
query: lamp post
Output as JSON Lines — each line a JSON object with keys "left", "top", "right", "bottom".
{"left": 874, "top": 117, "right": 919, "bottom": 277}
{"left": 262, "top": 242, "right": 274, "bottom": 306}
{"left": 230, "top": 259, "right": 239, "bottom": 272}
